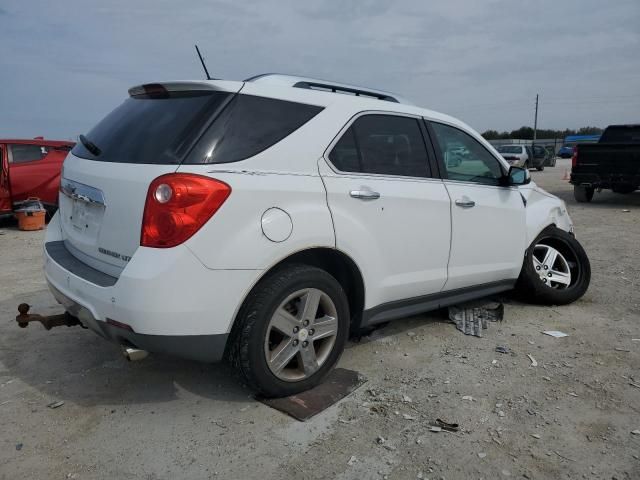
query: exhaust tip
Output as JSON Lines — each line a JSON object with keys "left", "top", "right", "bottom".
{"left": 122, "top": 346, "right": 148, "bottom": 362}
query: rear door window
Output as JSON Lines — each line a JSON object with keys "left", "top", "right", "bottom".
{"left": 9, "top": 144, "right": 48, "bottom": 163}
{"left": 329, "top": 114, "right": 431, "bottom": 178}
{"left": 184, "top": 95, "right": 323, "bottom": 164}
{"left": 72, "top": 91, "right": 231, "bottom": 164}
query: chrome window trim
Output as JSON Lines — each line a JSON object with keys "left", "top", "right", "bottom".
{"left": 60, "top": 178, "right": 106, "bottom": 206}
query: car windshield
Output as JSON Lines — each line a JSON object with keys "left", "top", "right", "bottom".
{"left": 497, "top": 146, "right": 522, "bottom": 154}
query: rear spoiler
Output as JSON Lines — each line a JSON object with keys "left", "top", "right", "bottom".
{"left": 128, "top": 80, "right": 243, "bottom": 97}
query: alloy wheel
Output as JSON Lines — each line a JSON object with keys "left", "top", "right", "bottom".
{"left": 532, "top": 244, "right": 573, "bottom": 289}
{"left": 264, "top": 288, "right": 338, "bottom": 382}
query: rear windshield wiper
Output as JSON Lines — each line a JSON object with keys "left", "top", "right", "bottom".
{"left": 79, "top": 134, "right": 102, "bottom": 156}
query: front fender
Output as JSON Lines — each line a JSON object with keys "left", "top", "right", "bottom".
{"left": 520, "top": 184, "right": 573, "bottom": 245}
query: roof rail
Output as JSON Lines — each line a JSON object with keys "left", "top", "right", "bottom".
{"left": 244, "top": 73, "right": 409, "bottom": 104}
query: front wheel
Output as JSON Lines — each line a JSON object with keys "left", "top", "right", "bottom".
{"left": 574, "top": 185, "right": 594, "bottom": 203}
{"left": 516, "top": 226, "right": 590, "bottom": 305}
{"left": 229, "top": 264, "right": 349, "bottom": 398}
{"left": 536, "top": 164, "right": 545, "bottom": 171}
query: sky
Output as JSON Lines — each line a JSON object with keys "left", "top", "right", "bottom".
{"left": 1, "top": 0, "right": 639, "bottom": 140}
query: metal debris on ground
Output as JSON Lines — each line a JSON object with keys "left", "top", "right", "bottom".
{"left": 434, "top": 418, "right": 459, "bottom": 432}
{"left": 448, "top": 300, "right": 503, "bottom": 337}
{"left": 542, "top": 330, "right": 568, "bottom": 338}
{"left": 347, "top": 455, "right": 357, "bottom": 466}
{"left": 258, "top": 368, "right": 366, "bottom": 421}
{"left": 527, "top": 354, "right": 538, "bottom": 367}
{"left": 47, "top": 401, "right": 64, "bottom": 409}
{"left": 495, "top": 345, "right": 511, "bottom": 354}
{"left": 430, "top": 426, "right": 442, "bottom": 433}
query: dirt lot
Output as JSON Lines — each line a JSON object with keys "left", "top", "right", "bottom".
{"left": 1, "top": 158, "right": 639, "bottom": 480}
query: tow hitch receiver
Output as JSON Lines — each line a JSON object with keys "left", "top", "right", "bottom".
{"left": 16, "top": 303, "right": 83, "bottom": 330}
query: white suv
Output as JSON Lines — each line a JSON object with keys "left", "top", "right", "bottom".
{"left": 44, "top": 74, "right": 590, "bottom": 397}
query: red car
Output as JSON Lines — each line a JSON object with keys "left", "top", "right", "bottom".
{"left": 0, "top": 138, "right": 74, "bottom": 215}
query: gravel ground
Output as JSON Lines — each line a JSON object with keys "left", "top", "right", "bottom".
{"left": 1, "top": 158, "right": 639, "bottom": 480}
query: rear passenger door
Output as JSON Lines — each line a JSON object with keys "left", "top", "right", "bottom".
{"left": 7, "top": 143, "right": 51, "bottom": 203}
{"left": 427, "top": 121, "right": 526, "bottom": 291}
{"left": 0, "top": 144, "right": 11, "bottom": 213}
{"left": 319, "top": 113, "right": 451, "bottom": 311}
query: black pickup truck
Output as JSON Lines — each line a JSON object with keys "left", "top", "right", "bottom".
{"left": 571, "top": 124, "right": 640, "bottom": 202}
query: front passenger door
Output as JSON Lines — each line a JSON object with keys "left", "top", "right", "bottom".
{"left": 428, "top": 121, "right": 526, "bottom": 291}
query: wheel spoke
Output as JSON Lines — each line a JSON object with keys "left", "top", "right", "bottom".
{"left": 549, "top": 270, "right": 571, "bottom": 285}
{"left": 271, "top": 308, "right": 301, "bottom": 335}
{"left": 312, "top": 315, "right": 338, "bottom": 341}
{"left": 542, "top": 248, "right": 558, "bottom": 270}
{"left": 269, "top": 338, "right": 299, "bottom": 374}
{"left": 299, "top": 345, "right": 319, "bottom": 375}
{"left": 300, "top": 289, "right": 322, "bottom": 322}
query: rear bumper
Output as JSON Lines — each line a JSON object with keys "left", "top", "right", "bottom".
{"left": 43, "top": 212, "right": 261, "bottom": 361}
{"left": 570, "top": 172, "right": 640, "bottom": 188}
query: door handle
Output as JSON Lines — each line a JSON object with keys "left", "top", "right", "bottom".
{"left": 350, "top": 190, "right": 380, "bottom": 200}
{"left": 455, "top": 198, "right": 475, "bottom": 208}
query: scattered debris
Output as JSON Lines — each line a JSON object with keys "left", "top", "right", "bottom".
{"left": 567, "top": 392, "right": 579, "bottom": 397}
{"left": 47, "top": 401, "right": 64, "bottom": 409}
{"left": 629, "top": 381, "right": 640, "bottom": 389}
{"left": 531, "top": 433, "right": 541, "bottom": 439}
{"left": 478, "top": 452, "right": 487, "bottom": 458}
{"left": 383, "top": 444, "right": 397, "bottom": 451}
{"left": 449, "top": 300, "right": 503, "bottom": 337}
{"left": 407, "top": 331, "right": 416, "bottom": 337}
{"left": 402, "top": 414, "right": 416, "bottom": 420}
{"left": 614, "top": 347, "right": 630, "bottom": 352}
{"left": 402, "top": 394, "right": 413, "bottom": 403}
{"left": 542, "top": 376, "right": 551, "bottom": 381}
{"left": 622, "top": 209, "right": 630, "bottom": 212}
{"left": 527, "top": 354, "right": 538, "bottom": 367}
{"left": 376, "top": 436, "right": 386, "bottom": 444}
{"left": 631, "top": 430, "right": 640, "bottom": 435}
{"left": 429, "top": 426, "right": 442, "bottom": 433}
{"left": 434, "top": 418, "right": 460, "bottom": 432}
{"left": 497, "top": 411, "right": 506, "bottom": 417}
{"left": 495, "top": 345, "right": 511, "bottom": 354}
{"left": 553, "top": 450, "right": 576, "bottom": 462}
{"left": 15, "top": 443, "right": 23, "bottom": 451}
{"left": 542, "top": 331, "right": 568, "bottom": 338}
{"left": 347, "top": 455, "right": 357, "bottom": 466}
{"left": 462, "top": 395, "right": 474, "bottom": 401}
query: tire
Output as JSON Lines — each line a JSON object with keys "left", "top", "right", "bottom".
{"left": 228, "top": 264, "right": 349, "bottom": 398}
{"left": 574, "top": 185, "right": 594, "bottom": 203}
{"left": 536, "top": 164, "right": 544, "bottom": 172}
{"left": 516, "top": 226, "right": 590, "bottom": 305}
{"left": 612, "top": 184, "right": 636, "bottom": 194}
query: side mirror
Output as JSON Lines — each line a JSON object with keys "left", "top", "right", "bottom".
{"left": 507, "top": 166, "right": 530, "bottom": 186}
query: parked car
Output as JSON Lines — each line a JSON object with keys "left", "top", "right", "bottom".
{"left": 532, "top": 145, "right": 550, "bottom": 169}
{"left": 44, "top": 75, "right": 591, "bottom": 397}
{"left": 571, "top": 124, "right": 640, "bottom": 202}
{"left": 0, "top": 138, "right": 73, "bottom": 215}
{"left": 558, "top": 145, "right": 574, "bottom": 158}
{"left": 543, "top": 146, "right": 557, "bottom": 167}
{"left": 496, "top": 144, "right": 544, "bottom": 170}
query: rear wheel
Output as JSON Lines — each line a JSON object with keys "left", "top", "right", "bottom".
{"left": 574, "top": 185, "right": 594, "bottom": 203}
{"left": 229, "top": 264, "right": 349, "bottom": 398}
{"left": 536, "top": 164, "right": 545, "bottom": 171}
{"left": 516, "top": 226, "right": 590, "bottom": 305}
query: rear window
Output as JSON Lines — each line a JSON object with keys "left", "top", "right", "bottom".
{"left": 184, "top": 94, "right": 323, "bottom": 164}
{"left": 72, "top": 91, "right": 231, "bottom": 164}
{"left": 600, "top": 126, "right": 640, "bottom": 143}
{"left": 497, "top": 146, "right": 522, "bottom": 154}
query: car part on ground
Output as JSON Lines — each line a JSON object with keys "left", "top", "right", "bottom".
{"left": 516, "top": 226, "right": 591, "bottom": 305}
{"left": 448, "top": 300, "right": 504, "bottom": 337}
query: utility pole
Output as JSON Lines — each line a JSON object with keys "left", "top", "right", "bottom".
{"left": 533, "top": 94, "right": 539, "bottom": 147}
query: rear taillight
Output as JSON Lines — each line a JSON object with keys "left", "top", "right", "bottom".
{"left": 571, "top": 146, "right": 578, "bottom": 168}
{"left": 141, "top": 173, "right": 231, "bottom": 248}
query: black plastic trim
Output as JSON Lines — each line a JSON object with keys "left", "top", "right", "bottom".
{"left": 361, "top": 279, "right": 516, "bottom": 327}
{"left": 293, "top": 81, "right": 400, "bottom": 103}
{"left": 46, "top": 241, "right": 117, "bottom": 287}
